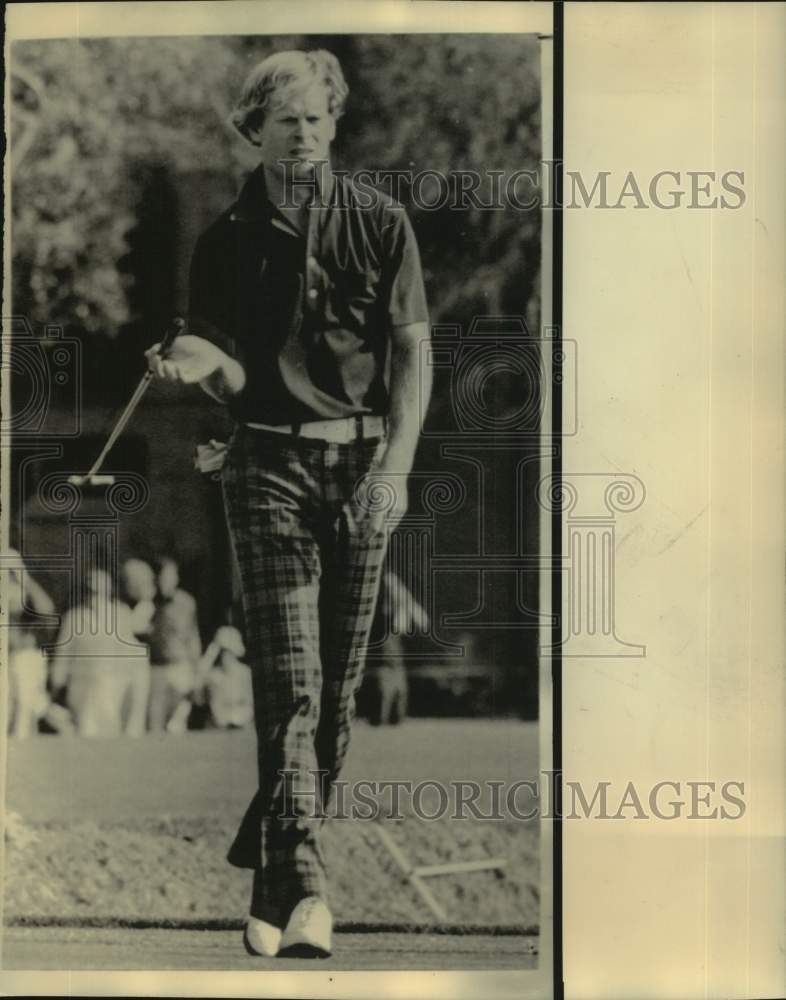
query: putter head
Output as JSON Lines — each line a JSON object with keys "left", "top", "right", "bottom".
{"left": 67, "top": 474, "right": 116, "bottom": 487}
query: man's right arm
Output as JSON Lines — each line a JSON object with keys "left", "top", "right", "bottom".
{"left": 197, "top": 347, "right": 246, "bottom": 403}
{"left": 145, "top": 334, "right": 246, "bottom": 400}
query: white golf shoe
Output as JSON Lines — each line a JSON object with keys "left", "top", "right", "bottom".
{"left": 277, "top": 896, "right": 333, "bottom": 958}
{"left": 243, "top": 915, "right": 282, "bottom": 957}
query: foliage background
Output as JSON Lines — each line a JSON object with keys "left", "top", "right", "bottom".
{"left": 10, "top": 34, "right": 541, "bottom": 345}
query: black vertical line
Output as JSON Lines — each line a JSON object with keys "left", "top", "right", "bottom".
{"left": 552, "top": 2, "right": 565, "bottom": 999}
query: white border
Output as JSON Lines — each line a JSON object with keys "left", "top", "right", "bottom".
{"left": 6, "top": 1, "right": 554, "bottom": 39}
{"left": 1, "top": 3, "right": 556, "bottom": 998}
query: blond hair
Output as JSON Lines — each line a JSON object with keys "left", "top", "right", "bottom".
{"left": 231, "top": 50, "right": 348, "bottom": 143}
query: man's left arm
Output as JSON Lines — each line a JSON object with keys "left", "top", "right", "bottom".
{"left": 377, "top": 320, "right": 432, "bottom": 521}
{"left": 375, "top": 203, "right": 431, "bottom": 521}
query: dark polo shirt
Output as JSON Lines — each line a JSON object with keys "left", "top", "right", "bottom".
{"left": 188, "top": 164, "right": 429, "bottom": 425}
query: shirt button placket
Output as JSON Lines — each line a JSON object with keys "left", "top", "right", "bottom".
{"left": 305, "top": 207, "right": 319, "bottom": 309}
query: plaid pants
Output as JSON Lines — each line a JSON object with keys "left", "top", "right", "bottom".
{"left": 221, "top": 425, "right": 389, "bottom": 925}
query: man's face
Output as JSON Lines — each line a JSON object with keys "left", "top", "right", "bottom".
{"left": 251, "top": 82, "right": 336, "bottom": 177}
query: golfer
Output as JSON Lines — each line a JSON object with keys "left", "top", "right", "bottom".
{"left": 146, "top": 49, "right": 430, "bottom": 958}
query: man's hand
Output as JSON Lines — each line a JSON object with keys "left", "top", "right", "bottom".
{"left": 363, "top": 448, "right": 413, "bottom": 532}
{"left": 145, "top": 334, "right": 224, "bottom": 385}
{"left": 365, "top": 320, "right": 430, "bottom": 532}
{"left": 145, "top": 334, "right": 246, "bottom": 402}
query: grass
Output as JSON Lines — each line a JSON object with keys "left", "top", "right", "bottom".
{"left": 4, "top": 812, "right": 539, "bottom": 928}
{"left": 3, "top": 722, "right": 540, "bottom": 930}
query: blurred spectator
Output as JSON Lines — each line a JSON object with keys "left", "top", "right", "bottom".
{"left": 8, "top": 629, "right": 50, "bottom": 738}
{"left": 120, "top": 557, "right": 157, "bottom": 638}
{"left": 118, "top": 557, "right": 157, "bottom": 733}
{"left": 359, "top": 570, "right": 429, "bottom": 726}
{"left": 5, "top": 550, "right": 55, "bottom": 737}
{"left": 147, "top": 556, "right": 202, "bottom": 734}
{"left": 193, "top": 624, "right": 254, "bottom": 730}
{"left": 50, "top": 566, "right": 150, "bottom": 737}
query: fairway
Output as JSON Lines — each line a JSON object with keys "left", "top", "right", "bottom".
{"left": 2, "top": 926, "right": 538, "bottom": 972}
{"left": 6, "top": 719, "right": 539, "bottom": 822}
{"left": 3, "top": 720, "right": 541, "bottom": 972}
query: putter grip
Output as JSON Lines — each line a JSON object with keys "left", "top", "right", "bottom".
{"left": 159, "top": 316, "right": 186, "bottom": 358}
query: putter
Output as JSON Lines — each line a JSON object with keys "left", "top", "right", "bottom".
{"left": 68, "top": 317, "right": 185, "bottom": 487}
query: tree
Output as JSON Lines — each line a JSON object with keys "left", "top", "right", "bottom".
{"left": 11, "top": 34, "right": 542, "bottom": 338}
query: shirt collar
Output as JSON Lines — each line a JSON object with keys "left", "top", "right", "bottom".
{"left": 231, "top": 162, "right": 335, "bottom": 223}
